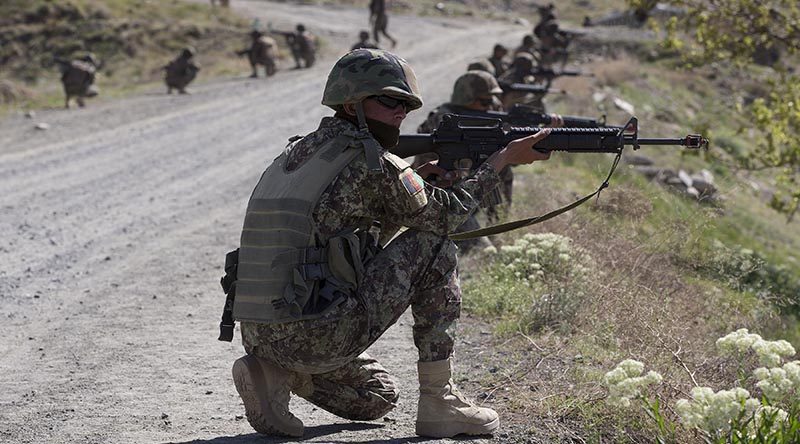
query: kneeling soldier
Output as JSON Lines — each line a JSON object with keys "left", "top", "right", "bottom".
{"left": 225, "top": 49, "right": 551, "bottom": 438}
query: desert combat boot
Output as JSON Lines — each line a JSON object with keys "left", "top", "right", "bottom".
{"left": 415, "top": 358, "right": 500, "bottom": 437}
{"left": 232, "top": 354, "right": 304, "bottom": 437}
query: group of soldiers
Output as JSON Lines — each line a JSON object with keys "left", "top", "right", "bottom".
{"left": 55, "top": 0, "right": 404, "bottom": 109}
{"left": 410, "top": 5, "right": 577, "bottom": 252}
{"left": 237, "top": 24, "right": 317, "bottom": 78}
{"left": 55, "top": 22, "right": 317, "bottom": 108}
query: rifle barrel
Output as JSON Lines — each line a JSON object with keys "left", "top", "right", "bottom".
{"left": 636, "top": 138, "right": 690, "bottom": 145}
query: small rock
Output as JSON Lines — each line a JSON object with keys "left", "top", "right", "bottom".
{"left": 235, "top": 415, "right": 244, "bottom": 420}
{"left": 514, "top": 17, "right": 531, "bottom": 27}
{"left": 25, "top": 110, "right": 35, "bottom": 118}
{"left": 35, "top": 122, "right": 50, "bottom": 130}
{"left": 678, "top": 170, "right": 693, "bottom": 188}
{"left": 592, "top": 92, "right": 607, "bottom": 103}
{"left": 205, "top": 390, "right": 213, "bottom": 395}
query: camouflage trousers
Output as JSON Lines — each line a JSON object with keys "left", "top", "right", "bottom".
{"left": 240, "top": 229, "right": 461, "bottom": 419}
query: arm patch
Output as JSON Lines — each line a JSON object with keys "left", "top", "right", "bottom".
{"left": 383, "top": 153, "right": 428, "bottom": 210}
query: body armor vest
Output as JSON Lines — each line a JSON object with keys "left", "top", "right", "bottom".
{"left": 234, "top": 131, "right": 362, "bottom": 323}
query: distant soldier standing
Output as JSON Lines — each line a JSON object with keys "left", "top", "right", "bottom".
{"left": 351, "top": 30, "right": 380, "bottom": 50}
{"left": 164, "top": 46, "right": 200, "bottom": 94}
{"left": 55, "top": 53, "right": 99, "bottom": 109}
{"left": 237, "top": 30, "right": 277, "bottom": 78}
{"left": 369, "top": 0, "right": 397, "bottom": 48}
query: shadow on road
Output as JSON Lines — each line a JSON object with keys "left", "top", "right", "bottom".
{"left": 164, "top": 421, "right": 445, "bottom": 444}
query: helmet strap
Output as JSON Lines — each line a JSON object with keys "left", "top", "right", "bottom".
{"left": 353, "top": 102, "right": 384, "bottom": 173}
{"left": 354, "top": 102, "right": 369, "bottom": 129}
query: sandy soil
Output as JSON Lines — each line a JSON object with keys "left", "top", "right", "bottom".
{"left": 0, "top": 2, "right": 532, "bottom": 443}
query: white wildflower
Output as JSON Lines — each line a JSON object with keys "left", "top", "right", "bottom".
{"left": 675, "top": 386, "right": 757, "bottom": 434}
{"left": 603, "top": 359, "right": 662, "bottom": 408}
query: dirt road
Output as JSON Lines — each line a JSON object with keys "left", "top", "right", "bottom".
{"left": 0, "top": 2, "right": 524, "bottom": 443}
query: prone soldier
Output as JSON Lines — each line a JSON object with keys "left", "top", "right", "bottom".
{"left": 164, "top": 46, "right": 200, "bottom": 94}
{"left": 222, "top": 49, "right": 551, "bottom": 438}
{"left": 55, "top": 53, "right": 99, "bottom": 109}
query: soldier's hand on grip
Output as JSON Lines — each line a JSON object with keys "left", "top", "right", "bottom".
{"left": 494, "top": 128, "right": 552, "bottom": 170}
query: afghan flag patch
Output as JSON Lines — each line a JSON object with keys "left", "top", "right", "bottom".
{"left": 400, "top": 168, "right": 425, "bottom": 196}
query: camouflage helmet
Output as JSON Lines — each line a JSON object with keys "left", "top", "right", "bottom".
{"left": 522, "top": 34, "right": 535, "bottom": 46}
{"left": 450, "top": 70, "right": 503, "bottom": 106}
{"left": 296, "top": 23, "right": 306, "bottom": 32}
{"left": 181, "top": 46, "right": 196, "bottom": 58}
{"left": 511, "top": 52, "right": 534, "bottom": 72}
{"left": 322, "top": 48, "right": 423, "bottom": 111}
{"left": 466, "top": 59, "right": 495, "bottom": 76}
{"left": 82, "top": 52, "right": 99, "bottom": 66}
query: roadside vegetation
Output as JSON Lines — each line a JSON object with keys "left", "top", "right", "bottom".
{"left": 455, "top": 3, "right": 800, "bottom": 440}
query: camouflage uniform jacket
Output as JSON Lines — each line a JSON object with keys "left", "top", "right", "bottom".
{"left": 288, "top": 115, "right": 500, "bottom": 242}
{"left": 246, "top": 115, "right": 500, "bottom": 346}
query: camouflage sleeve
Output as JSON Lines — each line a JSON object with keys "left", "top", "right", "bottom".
{"left": 371, "top": 153, "right": 502, "bottom": 236}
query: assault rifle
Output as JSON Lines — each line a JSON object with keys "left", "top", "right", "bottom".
{"left": 392, "top": 114, "right": 707, "bottom": 171}
{"left": 498, "top": 81, "right": 565, "bottom": 96}
{"left": 446, "top": 104, "right": 607, "bottom": 128}
{"left": 392, "top": 114, "right": 708, "bottom": 238}
{"left": 530, "top": 68, "right": 592, "bottom": 79}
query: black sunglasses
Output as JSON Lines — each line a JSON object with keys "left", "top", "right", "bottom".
{"left": 371, "top": 95, "right": 411, "bottom": 111}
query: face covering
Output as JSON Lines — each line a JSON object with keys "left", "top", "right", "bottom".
{"left": 335, "top": 111, "right": 401, "bottom": 149}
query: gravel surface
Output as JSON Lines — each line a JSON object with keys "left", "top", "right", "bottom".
{"left": 0, "top": 1, "right": 527, "bottom": 443}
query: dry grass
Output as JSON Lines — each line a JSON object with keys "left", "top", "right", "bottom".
{"left": 458, "top": 162, "right": 785, "bottom": 442}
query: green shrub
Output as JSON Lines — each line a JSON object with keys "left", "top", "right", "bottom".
{"left": 703, "top": 240, "right": 800, "bottom": 313}
{"left": 463, "top": 232, "right": 593, "bottom": 333}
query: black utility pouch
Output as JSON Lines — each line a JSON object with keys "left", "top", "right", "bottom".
{"left": 218, "top": 248, "right": 239, "bottom": 342}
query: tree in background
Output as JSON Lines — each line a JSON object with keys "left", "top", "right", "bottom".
{"left": 633, "top": 0, "right": 799, "bottom": 219}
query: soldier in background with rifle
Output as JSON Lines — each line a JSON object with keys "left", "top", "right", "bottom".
{"left": 498, "top": 52, "right": 546, "bottom": 110}
{"left": 488, "top": 44, "right": 510, "bottom": 77}
{"left": 533, "top": 4, "right": 583, "bottom": 69}
{"left": 237, "top": 30, "right": 277, "bottom": 78}
{"left": 272, "top": 24, "right": 316, "bottom": 69}
{"left": 415, "top": 71, "right": 563, "bottom": 249}
{"left": 55, "top": 53, "right": 100, "bottom": 109}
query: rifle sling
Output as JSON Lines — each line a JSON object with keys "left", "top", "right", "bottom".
{"left": 449, "top": 151, "right": 622, "bottom": 240}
